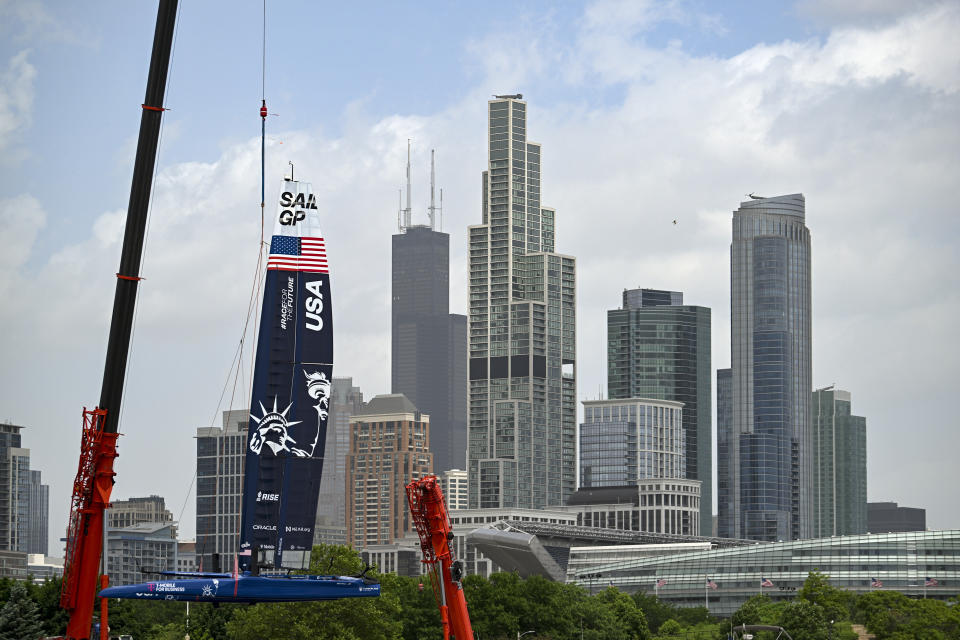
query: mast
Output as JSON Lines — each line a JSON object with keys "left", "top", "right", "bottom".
{"left": 428, "top": 149, "right": 437, "bottom": 230}
{"left": 405, "top": 139, "right": 412, "bottom": 229}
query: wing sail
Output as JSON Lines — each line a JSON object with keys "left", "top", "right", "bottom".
{"left": 239, "top": 179, "right": 333, "bottom": 570}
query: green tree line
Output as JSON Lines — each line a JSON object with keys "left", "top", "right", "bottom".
{"left": 2, "top": 548, "right": 957, "bottom": 639}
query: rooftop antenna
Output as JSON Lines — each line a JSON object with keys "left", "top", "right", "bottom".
{"left": 428, "top": 149, "right": 443, "bottom": 231}
{"left": 398, "top": 139, "right": 412, "bottom": 232}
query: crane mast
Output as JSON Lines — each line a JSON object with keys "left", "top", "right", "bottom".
{"left": 59, "top": 1, "right": 177, "bottom": 637}
{"left": 406, "top": 476, "right": 474, "bottom": 640}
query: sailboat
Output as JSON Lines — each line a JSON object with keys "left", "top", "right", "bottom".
{"left": 99, "top": 177, "right": 380, "bottom": 603}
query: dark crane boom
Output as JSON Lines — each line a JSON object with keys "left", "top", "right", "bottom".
{"left": 60, "top": 2, "right": 178, "bottom": 638}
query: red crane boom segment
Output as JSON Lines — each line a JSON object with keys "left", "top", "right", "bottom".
{"left": 60, "top": 409, "right": 116, "bottom": 623}
{"left": 406, "top": 476, "right": 474, "bottom": 640}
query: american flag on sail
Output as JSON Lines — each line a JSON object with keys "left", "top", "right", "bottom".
{"left": 267, "top": 235, "right": 328, "bottom": 273}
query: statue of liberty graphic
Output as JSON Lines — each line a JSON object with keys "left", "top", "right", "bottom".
{"left": 249, "top": 370, "right": 331, "bottom": 458}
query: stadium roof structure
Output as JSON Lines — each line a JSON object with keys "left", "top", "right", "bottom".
{"left": 466, "top": 520, "right": 757, "bottom": 581}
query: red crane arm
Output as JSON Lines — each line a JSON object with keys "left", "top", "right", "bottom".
{"left": 60, "top": 409, "right": 117, "bottom": 639}
{"left": 406, "top": 476, "right": 474, "bottom": 640}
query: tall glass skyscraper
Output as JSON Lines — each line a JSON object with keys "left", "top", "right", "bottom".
{"left": 721, "top": 193, "right": 812, "bottom": 542}
{"left": 468, "top": 95, "right": 577, "bottom": 509}
{"left": 607, "top": 288, "right": 712, "bottom": 535}
{"left": 812, "top": 386, "right": 867, "bottom": 537}
{"left": 392, "top": 226, "right": 467, "bottom": 474}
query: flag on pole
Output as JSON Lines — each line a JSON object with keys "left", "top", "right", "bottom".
{"left": 707, "top": 578, "right": 718, "bottom": 590}
{"left": 925, "top": 577, "right": 939, "bottom": 587}
{"left": 870, "top": 577, "right": 883, "bottom": 588}
{"left": 655, "top": 578, "right": 667, "bottom": 588}
{"left": 761, "top": 577, "right": 774, "bottom": 588}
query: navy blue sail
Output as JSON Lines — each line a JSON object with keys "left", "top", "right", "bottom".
{"left": 99, "top": 177, "right": 379, "bottom": 603}
{"left": 239, "top": 178, "right": 332, "bottom": 570}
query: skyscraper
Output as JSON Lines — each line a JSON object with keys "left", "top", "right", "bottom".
{"left": 468, "top": 95, "right": 577, "bottom": 510}
{"left": 812, "top": 386, "right": 867, "bottom": 537}
{"left": 346, "top": 394, "right": 432, "bottom": 547}
{"left": 607, "top": 288, "right": 712, "bottom": 535}
{"left": 716, "top": 368, "right": 734, "bottom": 538}
{"left": 392, "top": 148, "right": 467, "bottom": 475}
{"left": 315, "top": 376, "right": 364, "bottom": 544}
{"left": 27, "top": 470, "right": 48, "bottom": 556}
{"left": 196, "top": 409, "right": 246, "bottom": 571}
{"left": 0, "top": 423, "right": 47, "bottom": 555}
{"left": 721, "top": 193, "right": 812, "bottom": 542}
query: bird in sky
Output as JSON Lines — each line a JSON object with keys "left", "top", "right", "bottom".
{"left": 672, "top": 219, "right": 678, "bottom": 225}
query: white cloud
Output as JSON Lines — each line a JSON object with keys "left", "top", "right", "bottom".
{"left": 0, "top": 50, "right": 35, "bottom": 154}
{"left": 796, "top": 0, "right": 943, "bottom": 27}
{"left": 0, "top": 193, "right": 45, "bottom": 291}
{"left": 3, "top": 0, "right": 959, "bottom": 545}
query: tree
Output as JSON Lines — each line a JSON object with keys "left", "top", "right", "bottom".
{"left": 656, "top": 619, "right": 682, "bottom": 637}
{"left": 797, "top": 570, "right": 850, "bottom": 622}
{"left": 0, "top": 581, "right": 44, "bottom": 640}
{"left": 852, "top": 590, "right": 960, "bottom": 639}
{"left": 732, "top": 594, "right": 778, "bottom": 628}
{"left": 29, "top": 577, "right": 70, "bottom": 634}
{"left": 593, "top": 587, "right": 651, "bottom": 640}
{"left": 778, "top": 599, "right": 828, "bottom": 640}
{"left": 632, "top": 591, "right": 680, "bottom": 633}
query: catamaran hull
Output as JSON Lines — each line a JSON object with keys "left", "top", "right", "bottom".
{"left": 99, "top": 575, "right": 380, "bottom": 603}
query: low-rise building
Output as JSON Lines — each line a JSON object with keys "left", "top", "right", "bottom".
{"left": 567, "top": 529, "right": 959, "bottom": 615}
{"left": 567, "top": 482, "right": 701, "bottom": 537}
{"left": 105, "top": 522, "right": 177, "bottom": 587}
{"left": 26, "top": 554, "right": 63, "bottom": 582}
{"left": 176, "top": 541, "right": 196, "bottom": 573}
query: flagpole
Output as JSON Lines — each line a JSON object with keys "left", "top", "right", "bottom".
{"left": 705, "top": 576, "right": 708, "bottom": 610}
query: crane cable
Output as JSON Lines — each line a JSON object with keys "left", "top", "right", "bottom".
{"left": 181, "top": 0, "right": 271, "bottom": 559}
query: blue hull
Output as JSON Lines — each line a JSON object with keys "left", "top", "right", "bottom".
{"left": 99, "top": 573, "right": 380, "bottom": 603}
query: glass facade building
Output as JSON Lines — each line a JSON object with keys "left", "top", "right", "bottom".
{"left": 392, "top": 226, "right": 467, "bottom": 474}
{"left": 568, "top": 529, "right": 959, "bottom": 616}
{"left": 812, "top": 386, "right": 867, "bottom": 537}
{"left": 468, "top": 96, "right": 577, "bottom": 510}
{"left": 722, "top": 194, "right": 812, "bottom": 542}
{"left": 0, "top": 423, "right": 47, "bottom": 555}
{"left": 607, "top": 289, "right": 711, "bottom": 534}
{"left": 580, "top": 399, "right": 685, "bottom": 487}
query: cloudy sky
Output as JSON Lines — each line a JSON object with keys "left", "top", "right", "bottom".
{"left": 1, "top": 0, "right": 957, "bottom": 552}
